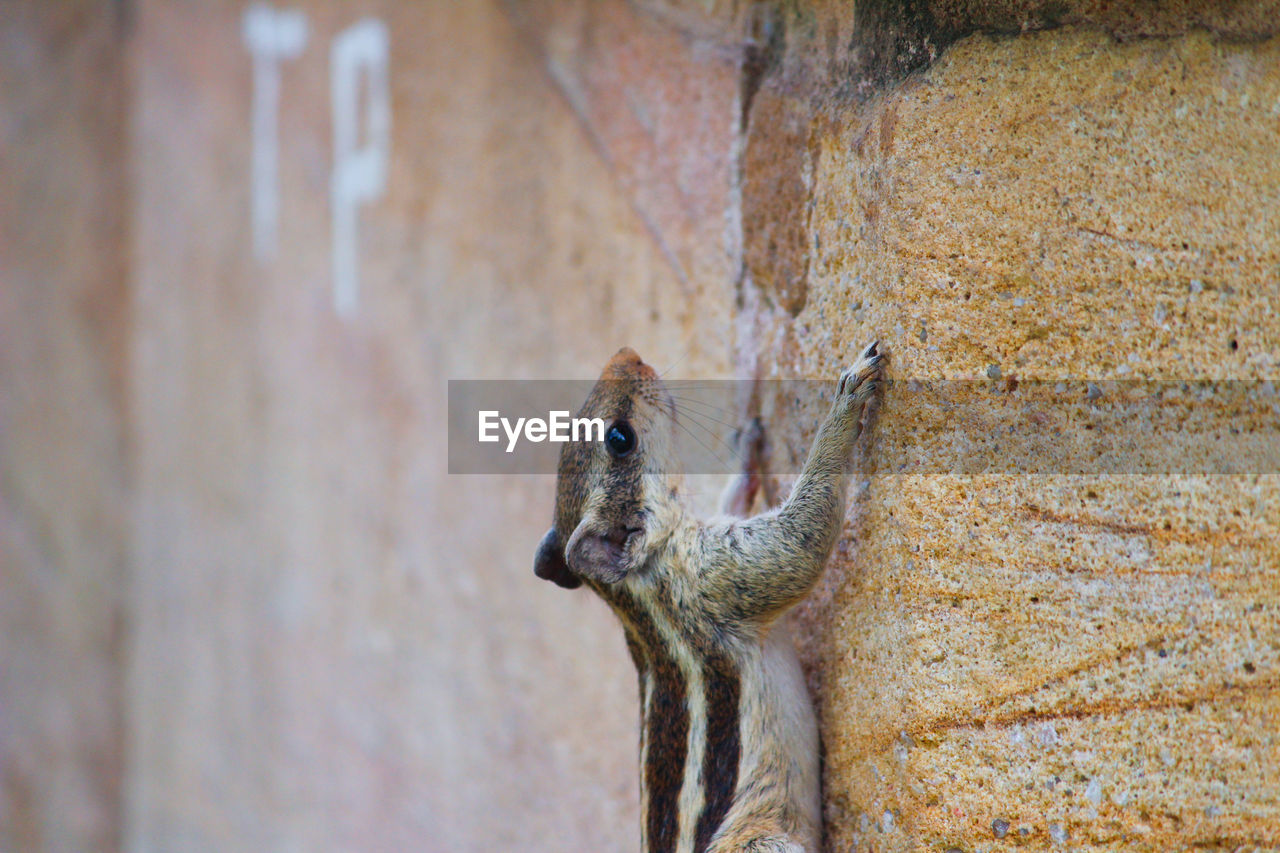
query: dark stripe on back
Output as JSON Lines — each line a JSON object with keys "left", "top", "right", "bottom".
{"left": 591, "top": 582, "right": 688, "bottom": 853}
{"left": 644, "top": 647, "right": 688, "bottom": 853}
{"left": 693, "top": 651, "right": 742, "bottom": 852}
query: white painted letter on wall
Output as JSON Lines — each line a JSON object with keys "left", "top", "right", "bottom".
{"left": 243, "top": 4, "right": 308, "bottom": 261}
{"left": 330, "top": 18, "right": 390, "bottom": 318}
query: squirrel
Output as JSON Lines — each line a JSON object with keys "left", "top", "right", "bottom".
{"left": 534, "top": 342, "right": 884, "bottom": 853}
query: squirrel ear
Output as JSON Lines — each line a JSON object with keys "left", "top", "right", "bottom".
{"left": 534, "top": 527, "right": 581, "bottom": 589}
{"left": 564, "top": 520, "right": 633, "bottom": 585}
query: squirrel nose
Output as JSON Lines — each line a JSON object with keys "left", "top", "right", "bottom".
{"left": 604, "top": 347, "right": 657, "bottom": 380}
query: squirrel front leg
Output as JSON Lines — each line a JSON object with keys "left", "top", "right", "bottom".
{"left": 696, "top": 342, "right": 884, "bottom": 624}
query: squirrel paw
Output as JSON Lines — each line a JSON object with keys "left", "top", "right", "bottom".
{"left": 837, "top": 340, "right": 885, "bottom": 403}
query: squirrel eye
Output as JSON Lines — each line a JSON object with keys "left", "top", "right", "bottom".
{"left": 605, "top": 420, "right": 637, "bottom": 458}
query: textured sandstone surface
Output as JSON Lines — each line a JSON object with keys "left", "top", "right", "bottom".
{"left": 3, "top": 1, "right": 1278, "bottom": 851}
{"left": 763, "top": 27, "right": 1280, "bottom": 852}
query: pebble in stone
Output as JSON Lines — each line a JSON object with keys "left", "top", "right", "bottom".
{"left": 992, "top": 818, "right": 1010, "bottom": 838}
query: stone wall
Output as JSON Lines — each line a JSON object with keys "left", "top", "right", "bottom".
{"left": 2, "top": 1, "right": 1277, "bottom": 851}
{"left": 761, "top": 23, "right": 1280, "bottom": 852}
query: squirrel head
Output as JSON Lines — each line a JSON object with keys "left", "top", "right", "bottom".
{"left": 534, "top": 347, "right": 682, "bottom": 589}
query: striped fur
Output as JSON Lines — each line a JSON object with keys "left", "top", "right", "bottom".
{"left": 694, "top": 653, "right": 742, "bottom": 850}
{"left": 595, "top": 580, "right": 749, "bottom": 853}
{"left": 537, "top": 344, "right": 884, "bottom": 853}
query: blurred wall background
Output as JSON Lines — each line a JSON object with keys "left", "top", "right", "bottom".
{"left": 1, "top": 3, "right": 130, "bottom": 849}
{"left": 1, "top": 1, "right": 1277, "bottom": 851}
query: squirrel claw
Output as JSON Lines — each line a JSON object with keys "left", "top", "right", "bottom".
{"left": 838, "top": 341, "right": 886, "bottom": 401}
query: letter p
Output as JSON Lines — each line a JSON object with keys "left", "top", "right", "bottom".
{"left": 330, "top": 18, "right": 390, "bottom": 317}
